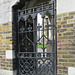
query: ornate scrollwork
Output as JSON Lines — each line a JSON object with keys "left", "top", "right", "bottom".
{"left": 20, "top": 12, "right": 24, "bottom": 16}
{"left": 40, "top": 11, "right": 47, "bottom": 18}
{"left": 28, "top": 25, "right": 32, "bottom": 31}
{"left": 20, "top": 26, "right": 25, "bottom": 32}
{"left": 37, "top": 8, "right": 40, "bottom": 12}
{"left": 31, "top": 13, "right": 37, "bottom": 19}
{"left": 23, "top": 15, "right": 29, "bottom": 21}
{"left": 28, "top": 10, "right": 31, "bottom": 14}
{"left": 45, "top": 5, "right": 49, "bottom": 9}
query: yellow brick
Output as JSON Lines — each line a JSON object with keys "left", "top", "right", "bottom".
{"left": 68, "top": 19, "right": 75, "bottom": 24}
{"left": 8, "top": 22, "right": 12, "bottom": 26}
{"left": 57, "top": 22, "right": 61, "bottom": 25}
{"left": 8, "top": 42, "right": 12, "bottom": 44}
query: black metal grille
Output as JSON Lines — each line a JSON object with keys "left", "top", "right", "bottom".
{"left": 17, "top": 0, "right": 57, "bottom": 75}
{"left": 18, "top": 52, "right": 55, "bottom": 75}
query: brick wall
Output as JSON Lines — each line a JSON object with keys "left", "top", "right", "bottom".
{"left": 57, "top": 11, "right": 75, "bottom": 75}
{"left": 0, "top": 22, "right": 16, "bottom": 71}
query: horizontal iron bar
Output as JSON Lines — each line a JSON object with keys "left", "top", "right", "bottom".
{"left": 18, "top": 9, "right": 54, "bottom": 17}
{"left": 18, "top": 57, "right": 55, "bottom": 59}
{"left": 18, "top": 52, "right": 55, "bottom": 53}
{"left": 18, "top": 3, "right": 53, "bottom": 12}
{"left": 18, "top": 28, "right": 55, "bottom": 33}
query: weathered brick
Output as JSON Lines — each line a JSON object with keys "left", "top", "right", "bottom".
{"left": 59, "top": 59, "right": 68, "bottom": 62}
{"left": 63, "top": 55, "right": 75, "bottom": 58}
{"left": 63, "top": 16, "right": 73, "bottom": 20}
{"left": 57, "top": 11, "right": 75, "bottom": 75}
{"left": 63, "top": 63, "right": 75, "bottom": 67}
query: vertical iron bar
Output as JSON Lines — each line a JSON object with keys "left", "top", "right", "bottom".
{"left": 39, "top": 29, "right": 40, "bottom": 43}
{"left": 42, "top": 3, "right": 45, "bottom": 57}
{"left": 33, "top": 8, "right": 36, "bottom": 75}
{"left": 52, "top": 1, "right": 54, "bottom": 75}
{"left": 47, "top": 28, "right": 49, "bottom": 39}
{"left": 25, "top": 7, "right": 28, "bottom": 52}
{"left": 43, "top": 17, "right": 45, "bottom": 54}
{"left": 54, "top": 0, "right": 57, "bottom": 75}
{"left": 22, "top": 27, "right": 23, "bottom": 45}
{"left": 12, "top": 8, "right": 19, "bottom": 75}
{"left": 46, "top": 18, "right": 49, "bottom": 39}
{"left": 25, "top": 20, "right": 27, "bottom": 52}
{"left": 17, "top": 10, "right": 20, "bottom": 75}
{"left": 18, "top": 11, "right": 20, "bottom": 52}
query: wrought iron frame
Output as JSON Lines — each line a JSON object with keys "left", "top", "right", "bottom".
{"left": 16, "top": 0, "right": 57, "bottom": 75}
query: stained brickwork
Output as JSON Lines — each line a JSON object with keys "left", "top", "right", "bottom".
{"left": 57, "top": 11, "right": 75, "bottom": 75}
{"left": 0, "top": 22, "right": 15, "bottom": 71}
